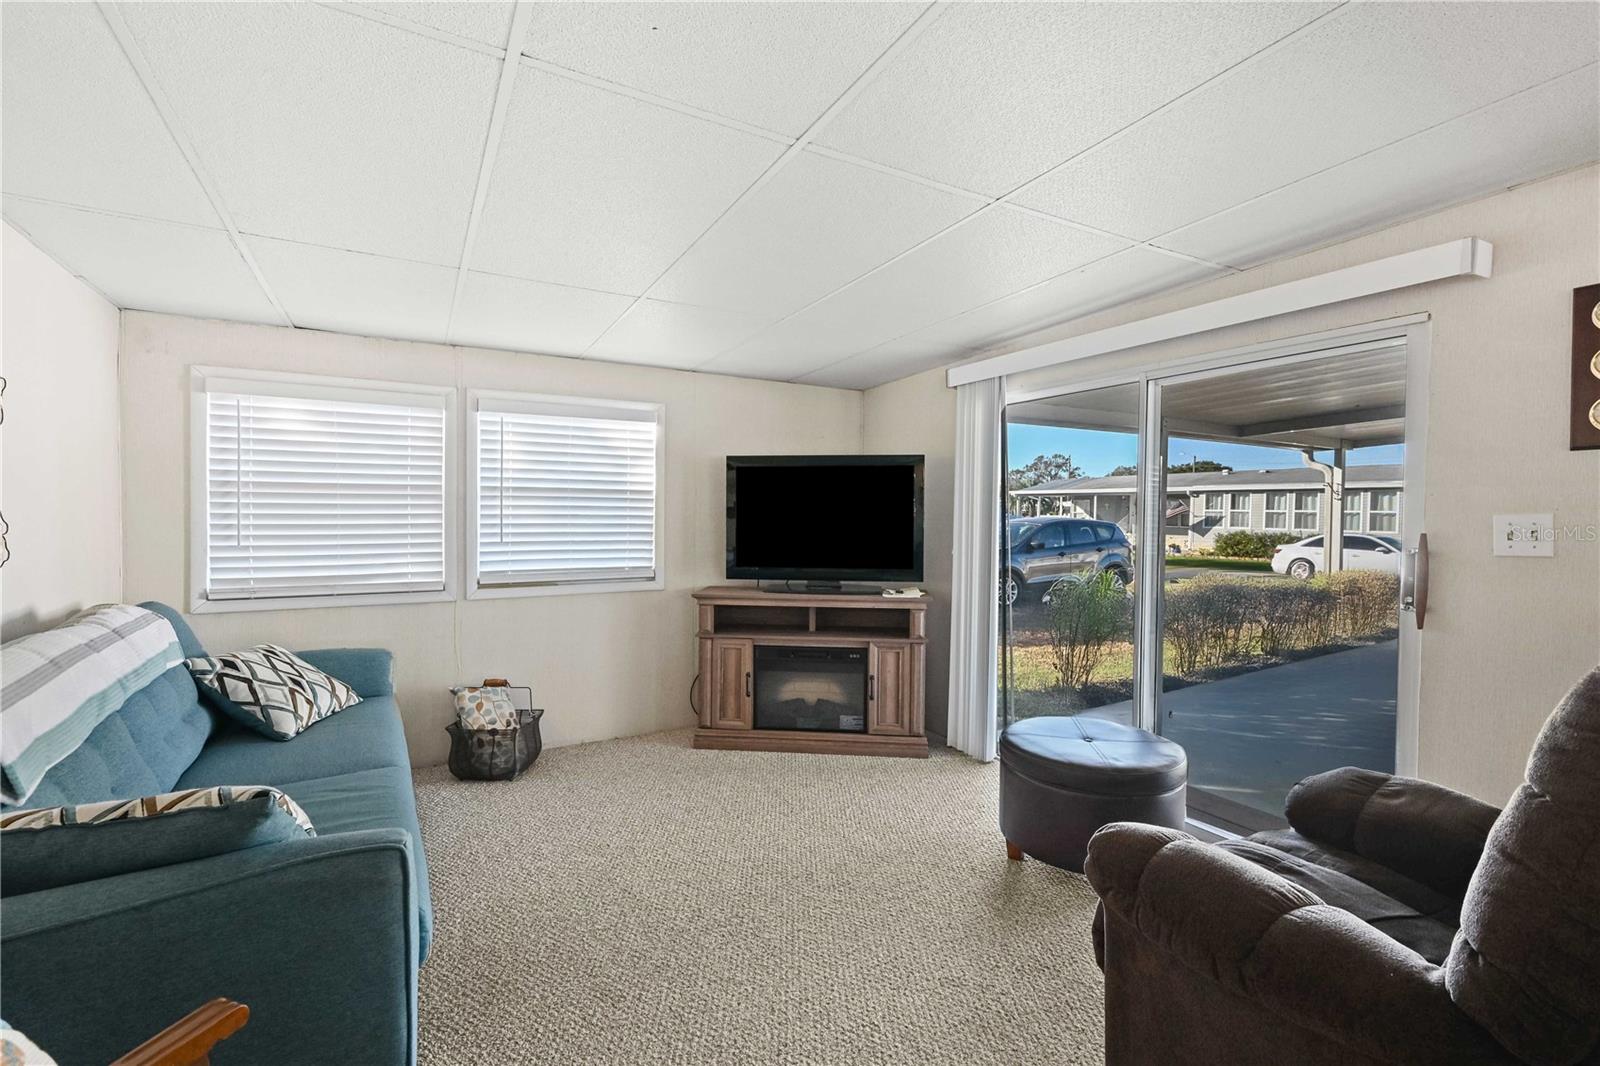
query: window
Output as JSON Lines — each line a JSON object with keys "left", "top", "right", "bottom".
{"left": 192, "top": 369, "right": 451, "bottom": 610}
{"left": 1368, "top": 489, "right": 1400, "bottom": 533}
{"left": 1034, "top": 524, "right": 1066, "bottom": 550}
{"left": 1228, "top": 492, "right": 1250, "bottom": 527}
{"left": 1202, "top": 492, "right": 1224, "bottom": 519}
{"left": 1094, "top": 523, "right": 1118, "bottom": 544}
{"left": 1293, "top": 490, "right": 1320, "bottom": 530}
{"left": 471, "top": 392, "right": 663, "bottom": 594}
{"left": 1068, "top": 524, "right": 1097, "bottom": 547}
{"left": 1263, "top": 491, "right": 1289, "bottom": 529}
{"left": 1345, "top": 536, "right": 1379, "bottom": 551}
{"left": 1343, "top": 491, "right": 1362, "bottom": 531}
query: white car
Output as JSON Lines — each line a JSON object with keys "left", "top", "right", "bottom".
{"left": 1271, "top": 534, "right": 1401, "bottom": 579}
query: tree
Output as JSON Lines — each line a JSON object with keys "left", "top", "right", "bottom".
{"left": 1007, "top": 453, "right": 1083, "bottom": 492}
{"left": 1103, "top": 460, "right": 1233, "bottom": 477}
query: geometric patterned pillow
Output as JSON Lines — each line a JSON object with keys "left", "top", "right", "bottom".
{"left": 185, "top": 644, "right": 360, "bottom": 741}
{"left": 451, "top": 685, "right": 519, "bottom": 729}
{"left": 0, "top": 785, "right": 316, "bottom": 896}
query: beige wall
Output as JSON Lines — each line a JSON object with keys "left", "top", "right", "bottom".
{"left": 119, "top": 312, "right": 864, "bottom": 764}
{"left": 864, "top": 367, "right": 956, "bottom": 738}
{"left": 1, "top": 224, "right": 122, "bottom": 641}
{"left": 947, "top": 164, "right": 1600, "bottom": 805}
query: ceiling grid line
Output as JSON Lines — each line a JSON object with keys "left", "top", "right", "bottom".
{"left": 445, "top": 0, "right": 539, "bottom": 343}
{"left": 689, "top": 4, "right": 1357, "bottom": 374}
{"left": 577, "top": 0, "right": 951, "bottom": 357}
{"left": 95, "top": 0, "right": 294, "bottom": 327}
{"left": 314, "top": 1, "right": 507, "bottom": 58}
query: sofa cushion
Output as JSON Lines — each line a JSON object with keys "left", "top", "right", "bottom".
{"left": 1447, "top": 667, "right": 1600, "bottom": 1065}
{"left": 276, "top": 767, "right": 434, "bottom": 960}
{"left": 10, "top": 666, "right": 216, "bottom": 811}
{"left": 0, "top": 784, "right": 314, "bottom": 896}
{"left": 186, "top": 645, "right": 360, "bottom": 741}
{"left": 1219, "top": 838, "right": 1457, "bottom": 964}
{"left": 175, "top": 696, "right": 413, "bottom": 789}
{"left": 1248, "top": 828, "right": 1460, "bottom": 926}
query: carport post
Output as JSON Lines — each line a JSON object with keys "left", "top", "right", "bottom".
{"left": 1301, "top": 447, "right": 1346, "bottom": 572}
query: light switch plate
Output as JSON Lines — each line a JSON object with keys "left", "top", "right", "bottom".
{"left": 1492, "top": 513, "right": 1555, "bottom": 557}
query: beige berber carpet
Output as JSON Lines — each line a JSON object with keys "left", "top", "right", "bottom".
{"left": 413, "top": 730, "right": 1105, "bottom": 1065}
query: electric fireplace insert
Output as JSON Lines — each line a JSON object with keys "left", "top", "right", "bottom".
{"left": 752, "top": 645, "right": 868, "bottom": 733}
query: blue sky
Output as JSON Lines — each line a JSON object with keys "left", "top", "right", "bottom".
{"left": 1006, "top": 422, "right": 1403, "bottom": 478}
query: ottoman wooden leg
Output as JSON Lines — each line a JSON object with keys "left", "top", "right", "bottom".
{"left": 1005, "top": 839, "right": 1024, "bottom": 862}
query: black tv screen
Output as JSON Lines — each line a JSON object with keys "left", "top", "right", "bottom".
{"left": 727, "top": 456, "right": 924, "bottom": 582}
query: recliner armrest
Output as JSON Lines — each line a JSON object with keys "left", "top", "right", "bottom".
{"left": 295, "top": 647, "right": 394, "bottom": 697}
{"left": 1285, "top": 767, "right": 1499, "bottom": 898}
{"left": 1085, "top": 822, "right": 1513, "bottom": 1065}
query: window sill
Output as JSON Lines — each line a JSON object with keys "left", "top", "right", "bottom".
{"left": 190, "top": 589, "right": 456, "bottom": 614}
{"left": 466, "top": 576, "right": 664, "bottom": 601}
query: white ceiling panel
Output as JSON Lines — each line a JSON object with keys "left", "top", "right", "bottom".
{"left": 585, "top": 299, "right": 773, "bottom": 368}
{"left": 473, "top": 68, "right": 786, "bottom": 295}
{"left": 1160, "top": 65, "right": 1600, "bottom": 269}
{"left": 648, "top": 150, "right": 980, "bottom": 317}
{"left": 246, "top": 237, "right": 458, "bottom": 343}
{"left": 703, "top": 206, "right": 1128, "bottom": 380}
{"left": 816, "top": 2, "right": 1335, "bottom": 196}
{"left": 362, "top": 2, "right": 515, "bottom": 47}
{"left": 117, "top": 1, "right": 499, "bottom": 265}
{"left": 2, "top": 197, "right": 280, "bottom": 324}
{"left": 451, "top": 271, "right": 635, "bottom": 357}
{"left": 521, "top": 2, "right": 922, "bottom": 136}
{"left": 0, "top": 3, "right": 218, "bottom": 227}
{"left": 1014, "top": 2, "right": 1600, "bottom": 240}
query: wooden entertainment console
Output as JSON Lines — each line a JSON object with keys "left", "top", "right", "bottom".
{"left": 692, "top": 586, "right": 929, "bottom": 758}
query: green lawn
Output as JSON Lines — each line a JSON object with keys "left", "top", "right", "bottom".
{"left": 1164, "top": 555, "right": 1274, "bottom": 572}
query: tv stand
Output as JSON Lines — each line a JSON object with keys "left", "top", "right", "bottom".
{"left": 692, "top": 586, "right": 929, "bottom": 758}
{"left": 762, "top": 580, "right": 882, "bottom": 596}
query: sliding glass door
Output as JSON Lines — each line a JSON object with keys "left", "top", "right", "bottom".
{"left": 999, "top": 326, "right": 1427, "bottom": 832}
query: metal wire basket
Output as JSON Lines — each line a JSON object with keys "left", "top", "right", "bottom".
{"left": 446, "top": 681, "right": 543, "bottom": 782}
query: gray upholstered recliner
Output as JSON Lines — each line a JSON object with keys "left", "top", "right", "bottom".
{"left": 1085, "top": 666, "right": 1600, "bottom": 1066}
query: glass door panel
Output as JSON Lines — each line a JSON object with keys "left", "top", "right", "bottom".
{"left": 1153, "top": 343, "right": 1407, "bottom": 831}
{"left": 999, "top": 383, "right": 1141, "bottom": 732}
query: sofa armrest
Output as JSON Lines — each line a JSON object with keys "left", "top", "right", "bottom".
{"left": 295, "top": 647, "right": 394, "bottom": 697}
{"left": 1086, "top": 823, "right": 1511, "bottom": 1065}
{"left": 1, "top": 829, "right": 418, "bottom": 1065}
{"left": 1285, "top": 767, "right": 1500, "bottom": 898}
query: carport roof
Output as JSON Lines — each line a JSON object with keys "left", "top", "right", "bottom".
{"left": 1015, "top": 463, "right": 1403, "bottom": 496}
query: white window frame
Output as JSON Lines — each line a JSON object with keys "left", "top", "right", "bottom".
{"left": 1201, "top": 492, "right": 1224, "bottom": 520}
{"left": 1342, "top": 490, "right": 1364, "bottom": 531}
{"left": 466, "top": 389, "right": 666, "bottom": 600}
{"left": 1368, "top": 488, "right": 1400, "bottom": 533}
{"left": 1263, "top": 491, "right": 1290, "bottom": 530}
{"left": 1292, "top": 490, "right": 1321, "bottom": 531}
{"left": 1227, "top": 492, "right": 1250, "bottom": 528}
{"left": 188, "top": 366, "right": 458, "bottom": 614}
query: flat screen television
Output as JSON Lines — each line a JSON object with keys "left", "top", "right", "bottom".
{"left": 726, "top": 455, "right": 924, "bottom": 585}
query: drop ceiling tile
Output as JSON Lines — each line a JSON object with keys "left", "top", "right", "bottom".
{"left": 703, "top": 206, "right": 1128, "bottom": 380}
{"left": 799, "top": 344, "right": 952, "bottom": 391}
{"left": 522, "top": 2, "right": 922, "bottom": 136}
{"left": 0, "top": 2, "right": 218, "bottom": 226}
{"left": 246, "top": 236, "right": 458, "bottom": 343}
{"left": 451, "top": 271, "right": 635, "bottom": 357}
{"left": 2, "top": 197, "right": 280, "bottom": 323}
{"left": 473, "top": 69, "right": 786, "bottom": 295}
{"left": 1160, "top": 65, "right": 1600, "bottom": 269}
{"left": 816, "top": 2, "right": 1335, "bottom": 196}
{"left": 586, "top": 299, "right": 773, "bottom": 368}
{"left": 363, "top": 2, "right": 515, "bottom": 48}
{"left": 1015, "top": 1, "right": 1600, "bottom": 240}
{"left": 648, "top": 151, "right": 981, "bottom": 318}
{"left": 118, "top": 1, "right": 499, "bottom": 265}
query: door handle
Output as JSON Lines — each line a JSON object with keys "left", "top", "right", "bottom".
{"left": 745, "top": 671, "right": 752, "bottom": 698}
{"left": 869, "top": 673, "right": 876, "bottom": 701}
{"left": 1400, "top": 532, "right": 1429, "bottom": 629}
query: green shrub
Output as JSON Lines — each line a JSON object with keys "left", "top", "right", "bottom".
{"left": 1315, "top": 570, "right": 1399, "bottom": 638}
{"left": 1163, "top": 574, "right": 1254, "bottom": 674}
{"left": 1211, "top": 530, "right": 1302, "bottom": 559}
{"left": 1251, "top": 580, "right": 1335, "bottom": 655}
{"left": 1046, "top": 572, "right": 1132, "bottom": 688}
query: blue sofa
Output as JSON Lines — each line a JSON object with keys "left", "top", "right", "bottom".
{"left": 0, "top": 603, "right": 432, "bottom": 1065}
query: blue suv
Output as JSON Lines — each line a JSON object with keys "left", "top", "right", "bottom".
{"left": 1003, "top": 517, "right": 1133, "bottom": 605}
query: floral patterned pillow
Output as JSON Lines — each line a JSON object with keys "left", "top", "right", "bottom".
{"left": 452, "top": 686, "right": 518, "bottom": 729}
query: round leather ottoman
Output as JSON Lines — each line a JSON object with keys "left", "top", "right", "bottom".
{"left": 999, "top": 716, "right": 1187, "bottom": 872}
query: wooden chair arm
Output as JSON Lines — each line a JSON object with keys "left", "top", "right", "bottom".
{"left": 111, "top": 998, "right": 249, "bottom": 1066}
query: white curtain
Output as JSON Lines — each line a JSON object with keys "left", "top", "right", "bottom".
{"left": 946, "top": 377, "right": 1003, "bottom": 761}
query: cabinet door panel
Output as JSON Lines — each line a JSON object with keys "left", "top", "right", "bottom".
{"left": 710, "top": 638, "right": 754, "bottom": 730}
{"left": 868, "top": 642, "right": 911, "bottom": 735}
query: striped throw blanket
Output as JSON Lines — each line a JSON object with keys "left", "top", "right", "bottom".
{"left": 1, "top": 604, "right": 183, "bottom": 805}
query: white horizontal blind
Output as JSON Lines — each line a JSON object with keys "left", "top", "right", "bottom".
{"left": 477, "top": 400, "right": 658, "bottom": 587}
{"left": 204, "top": 388, "right": 446, "bottom": 601}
